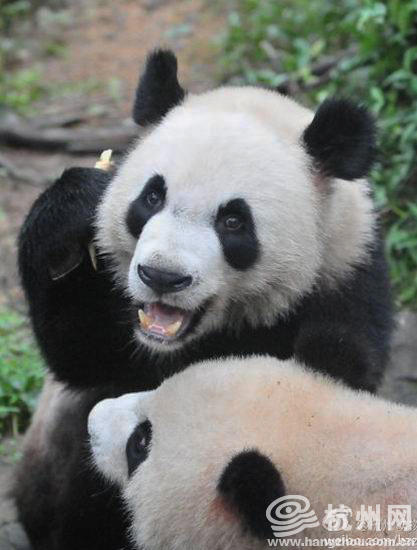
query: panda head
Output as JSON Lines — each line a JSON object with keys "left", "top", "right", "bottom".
{"left": 89, "top": 357, "right": 417, "bottom": 549}
{"left": 88, "top": 356, "right": 303, "bottom": 549}
{"left": 97, "top": 49, "right": 376, "bottom": 353}
{"left": 88, "top": 356, "right": 359, "bottom": 549}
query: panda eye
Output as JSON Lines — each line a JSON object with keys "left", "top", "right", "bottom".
{"left": 146, "top": 189, "right": 163, "bottom": 209}
{"left": 223, "top": 215, "right": 243, "bottom": 231}
{"left": 126, "top": 420, "right": 152, "bottom": 476}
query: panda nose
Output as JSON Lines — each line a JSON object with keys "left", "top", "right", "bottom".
{"left": 138, "top": 265, "right": 193, "bottom": 294}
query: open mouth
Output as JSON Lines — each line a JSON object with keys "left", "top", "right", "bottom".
{"left": 137, "top": 302, "right": 194, "bottom": 343}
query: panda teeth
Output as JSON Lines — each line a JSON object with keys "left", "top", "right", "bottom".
{"left": 166, "top": 320, "right": 182, "bottom": 337}
{"left": 138, "top": 309, "right": 152, "bottom": 330}
{"left": 138, "top": 309, "right": 183, "bottom": 338}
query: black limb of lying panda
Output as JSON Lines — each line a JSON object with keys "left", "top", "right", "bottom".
{"left": 89, "top": 356, "right": 417, "bottom": 550}
{"left": 15, "top": 49, "right": 393, "bottom": 550}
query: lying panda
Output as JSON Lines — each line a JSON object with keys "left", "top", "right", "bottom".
{"left": 89, "top": 356, "right": 417, "bottom": 550}
{"left": 15, "top": 49, "right": 393, "bottom": 550}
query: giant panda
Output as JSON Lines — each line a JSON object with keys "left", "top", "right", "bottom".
{"left": 89, "top": 356, "right": 417, "bottom": 550}
{"left": 15, "top": 48, "right": 393, "bottom": 550}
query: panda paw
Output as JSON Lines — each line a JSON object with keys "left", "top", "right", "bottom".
{"left": 294, "top": 322, "right": 378, "bottom": 391}
{"left": 18, "top": 167, "right": 111, "bottom": 285}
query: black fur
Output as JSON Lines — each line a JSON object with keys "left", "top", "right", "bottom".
{"left": 215, "top": 198, "right": 259, "bottom": 270}
{"left": 132, "top": 49, "right": 185, "bottom": 126}
{"left": 126, "top": 174, "right": 166, "bottom": 239}
{"left": 218, "top": 449, "right": 285, "bottom": 539}
{"left": 303, "top": 98, "right": 376, "bottom": 180}
{"left": 14, "top": 387, "right": 133, "bottom": 550}
{"left": 16, "top": 166, "right": 393, "bottom": 549}
{"left": 18, "top": 167, "right": 160, "bottom": 390}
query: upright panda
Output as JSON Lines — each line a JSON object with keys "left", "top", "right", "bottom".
{"left": 89, "top": 356, "right": 417, "bottom": 550}
{"left": 15, "top": 49, "right": 393, "bottom": 550}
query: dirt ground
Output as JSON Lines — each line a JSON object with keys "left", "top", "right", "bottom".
{"left": 0, "top": 0, "right": 224, "bottom": 311}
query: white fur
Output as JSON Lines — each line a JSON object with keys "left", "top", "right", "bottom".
{"left": 89, "top": 357, "right": 417, "bottom": 550}
{"left": 97, "top": 87, "right": 375, "bottom": 351}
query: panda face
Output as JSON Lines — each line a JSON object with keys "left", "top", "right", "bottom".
{"left": 97, "top": 89, "right": 332, "bottom": 353}
{"left": 97, "top": 64, "right": 377, "bottom": 354}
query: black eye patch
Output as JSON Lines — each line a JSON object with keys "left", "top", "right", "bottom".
{"left": 126, "top": 175, "right": 166, "bottom": 239}
{"left": 215, "top": 198, "right": 259, "bottom": 270}
{"left": 126, "top": 419, "right": 152, "bottom": 477}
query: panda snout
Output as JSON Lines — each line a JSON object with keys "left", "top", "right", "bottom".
{"left": 137, "top": 264, "right": 193, "bottom": 295}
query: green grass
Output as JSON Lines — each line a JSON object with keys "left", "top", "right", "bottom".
{"left": 0, "top": 67, "right": 48, "bottom": 113}
{"left": 0, "top": 1, "right": 100, "bottom": 114}
{"left": 220, "top": 0, "right": 417, "bottom": 308}
{"left": 0, "top": 1, "right": 44, "bottom": 113}
{"left": 0, "top": 308, "right": 45, "bottom": 438}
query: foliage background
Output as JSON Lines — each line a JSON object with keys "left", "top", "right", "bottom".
{"left": 0, "top": 309, "right": 44, "bottom": 437}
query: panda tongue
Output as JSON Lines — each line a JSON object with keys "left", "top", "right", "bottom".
{"left": 143, "top": 303, "right": 185, "bottom": 337}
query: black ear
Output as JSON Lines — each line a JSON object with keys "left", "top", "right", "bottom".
{"left": 217, "top": 449, "right": 285, "bottom": 540}
{"left": 132, "top": 49, "right": 185, "bottom": 126}
{"left": 303, "top": 98, "right": 376, "bottom": 181}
